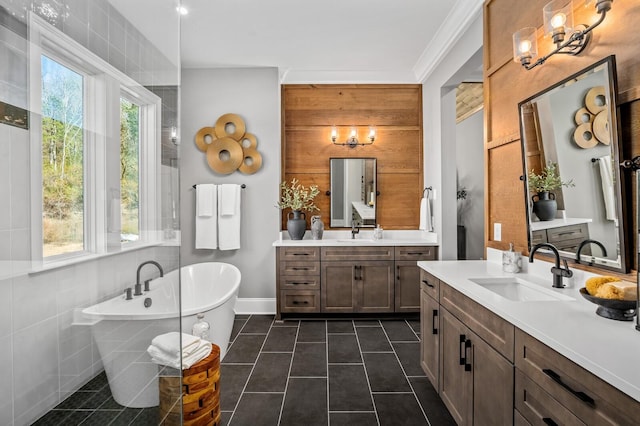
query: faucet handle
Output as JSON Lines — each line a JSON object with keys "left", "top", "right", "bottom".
{"left": 144, "top": 279, "right": 151, "bottom": 292}
{"left": 124, "top": 288, "right": 133, "bottom": 300}
{"left": 561, "top": 259, "right": 573, "bottom": 277}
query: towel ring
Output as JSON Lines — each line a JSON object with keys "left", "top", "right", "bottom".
{"left": 423, "top": 187, "right": 432, "bottom": 198}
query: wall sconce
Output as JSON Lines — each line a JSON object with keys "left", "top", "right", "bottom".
{"left": 513, "top": 0, "right": 613, "bottom": 70}
{"left": 330, "top": 126, "right": 376, "bottom": 148}
{"left": 170, "top": 126, "right": 178, "bottom": 145}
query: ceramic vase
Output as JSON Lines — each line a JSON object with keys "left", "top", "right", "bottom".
{"left": 287, "top": 210, "right": 306, "bottom": 240}
{"left": 311, "top": 215, "right": 324, "bottom": 240}
{"left": 532, "top": 191, "right": 557, "bottom": 221}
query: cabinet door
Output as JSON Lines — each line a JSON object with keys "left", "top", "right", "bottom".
{"left": 358, "top": 261, "right": 394, "bottom": 313}
{"left": 321, "top": 262, "right": 356, "bottom": 313}
{"left": 420, "top": 289, "right": 439, "bottom": 389}
{"left": 395, "top": 261, "right": 421, "bottom": 312}
{"left": 439, "top": 308, "right": 472, "bottom": 425}
{"left": 472, "top": 330, "right": 514, "bottom": 425}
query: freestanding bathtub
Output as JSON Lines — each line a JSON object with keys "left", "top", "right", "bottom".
{"left": 82, "top": 262, "right": 240, "bottom": 408}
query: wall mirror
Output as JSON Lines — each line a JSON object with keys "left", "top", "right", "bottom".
{"left": 330, "top": 158, "right": 376, "bottom": 228}
{"left": 519, "top": 56, "right": 629, "bottom": 273}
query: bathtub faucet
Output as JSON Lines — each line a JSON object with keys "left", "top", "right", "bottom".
{"left": 134, "top": 260, "right": 164, "bottom": 296}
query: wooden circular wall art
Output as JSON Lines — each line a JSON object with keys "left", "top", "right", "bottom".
{"left": 572, "top": 86, "right": 610, "bottom": 149}
{"left": 195, "top": 114, "right": 263, "bottom": 174}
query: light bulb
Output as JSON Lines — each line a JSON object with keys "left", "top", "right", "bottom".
{"left": 519, "top": 40, "right": 532, "bottom": 54}
{"left": 176, "top": 6, "right": 188, "bottom": 15}
{"left": 330, "top": 127, "right": 337, "bottom": 142}
{"left": 550, "top": 12, "right": 566, "bottom": 29}
{"left": 350, "top": 128, "right": 357, "bottom": 138}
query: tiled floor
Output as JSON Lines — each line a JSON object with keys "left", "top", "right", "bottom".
{"left": 221, "top": 315, "right": 455, "bottom": 426}
{"left": 33, "top": 315, "right": 455, "bottom": 426}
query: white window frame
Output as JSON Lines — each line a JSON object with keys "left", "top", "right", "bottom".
{"left": 28, "top": 13, "right": 161, "bottom": 269}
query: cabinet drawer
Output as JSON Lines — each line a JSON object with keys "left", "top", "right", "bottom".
{"left": 280, "top": 275, "right": 320, "bottom": 290}
{"left": 531, "top": 230, "right": 547, "bottom": 245}
{"left": 279, "top": 261, "right": 320, "bottom": 276}
{"left": 278, "top": 246, "right": 320, "bottom": 261}
{"left": 321, "top": 246, "right": 393, "bottom": 261}
{"left": 546, "top": 223, "right": 588, "bottom": 243}
{"left": 395, "top": 246, "right": 437, "bottom": 261}
{"left": 515, "top": 329, "right": 640, "bottom": 425}
{"left": 440, "top": 282, "right": 514, "bottom": 361}
{"left": 280, "top": 290, "right": 320, "bottom": 313}
{"left": 515, "top": 369, "right": 585, "bottom": 426}
{"left": 420, "top": 269, "right": 439, "bottom": 301}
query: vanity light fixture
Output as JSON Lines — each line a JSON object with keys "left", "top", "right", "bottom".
{"left": 170, "top": 126, "right": 178, "bottom": 145}
{"left": 330, "top": 126, "right": 376, "bottom": 148}
{"left": 513, "top": 0, "right": 613, "bottom": 70}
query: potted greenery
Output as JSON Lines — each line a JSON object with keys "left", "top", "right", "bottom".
{"left": 528, "top": 162, "right": 574, "bottom": 221}
{"left": 277, "top": 178, "right": 319, "bottom": 239}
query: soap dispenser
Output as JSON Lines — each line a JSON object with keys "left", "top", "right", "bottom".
{"left": 373, "top": 224, "right": 383, "bottom": 240}
{"left": 502, "top": 243, "right": 522, "bottom": 273}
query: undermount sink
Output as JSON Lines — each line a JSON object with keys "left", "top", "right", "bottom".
{"left": 468, "top": 277, "right": 574, "bottom": 302}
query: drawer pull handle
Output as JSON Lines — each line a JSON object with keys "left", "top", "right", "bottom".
{"left": 422, "top": 280, "right": 434, "bottom": 289}
{"left": 396, "top": 265, "right": 400, "bottom": 281}
{"left": 459, "top": 334, "right": 466, "bottom": 366}
{"left": 542, "top": 418, "right": 558, "bottom": 426}
{"left": 432, "top": 309, "right": 438, "bottom": 335}
{"left": 407, "top": 252, "right": 424, "bottom": 255}
{"left": 542, "top": 369, "right": 595, "bottom": 407}
{"left": 556, "top": 231, "right": 576, "bottom": 237}
{"left": 464, "top": 339, "right": 472, "bottom": 372}
{"left": 292, "top": 300, "right": 309, "bottom": 305}
{"left": 292, "top": 253, "right": 309, "bottom": 256}
{"left": 292, "top": 267, "right": 309, "bottom": 271}
{"left": 291, "top": 282, "right": 311, "bottom": 285}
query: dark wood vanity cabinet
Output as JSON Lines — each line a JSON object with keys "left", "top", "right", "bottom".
{"left": 420, "top": 270, "right": 440, "bottom": 389}
{"left": 276, "top": 245, "right": 437, "bottom": 318}
{"left": 438, "top": 285, "right": 514, "bottom": 426}
{"left": 515, "top": 329, "right": 640, "bottom": 426}
{"left": 277, "top": 247, "right": 321, "bottom": 315}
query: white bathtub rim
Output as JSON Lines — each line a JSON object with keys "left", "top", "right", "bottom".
{"left": 81, "top": 262, "right": 241, "bottom": 321}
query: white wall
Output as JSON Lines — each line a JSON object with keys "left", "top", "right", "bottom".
{"left": 422, "top": 12, "right": 483, "bottom": 259}
{"left": 456, "top": 109, "right": 485, "bottom": 260}
{"left": 180, "top": 68, "right": 280, "bottom": 300}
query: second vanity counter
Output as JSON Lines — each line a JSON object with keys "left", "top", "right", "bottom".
{"left": 418, "top": 254, "right": 640, "bottom": 403}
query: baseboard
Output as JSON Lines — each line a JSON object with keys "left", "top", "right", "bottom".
{"left": 234, "top": 298, "right": 277, "bottom": 315}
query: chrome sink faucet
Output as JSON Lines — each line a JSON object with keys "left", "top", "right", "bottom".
{"left": 134, "top": 260, "right": 164, "bottom": 296}
{"left": 529, "top": 243, "right": 572, "bottom": 288}
{"left": 351, "top": 222, "right": 360, "bottom": 239}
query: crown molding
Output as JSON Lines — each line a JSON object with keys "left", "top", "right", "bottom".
{"left": 413, "top": 0, "right": 484, "bottom": 83}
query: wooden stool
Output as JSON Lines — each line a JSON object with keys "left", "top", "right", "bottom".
{"left": 159, "top": 343, "right": 221, "bottom": 426}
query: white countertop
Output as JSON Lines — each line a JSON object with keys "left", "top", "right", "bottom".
{"left": 418, "top": 248, "right": 640, "bottom": 402}
{"left": 273, "top": 230, "right": 438, "bottom": 247}
{"left": 352, "top": 201, "right": 376, "bottom": 220}
{"left": 530, "top": 217, "right": 592, "bottom": 231}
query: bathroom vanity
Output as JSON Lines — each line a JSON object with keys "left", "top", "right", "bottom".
{"left": 273, "top": 231, "right": 438, "bottom": 320}
{"left": 419, "top": 251, "right": 640, "bottom": 425}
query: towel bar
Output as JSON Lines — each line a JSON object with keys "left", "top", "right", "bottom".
{"left": 192, "top": 183, "right": 246, "bottom": 189}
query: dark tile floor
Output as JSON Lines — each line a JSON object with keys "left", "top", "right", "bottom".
{"left": 221, "top": 315, "right": 455, "bottom": 426}
{"left": 33, "top": 315, "right": 455, "bottom": 426}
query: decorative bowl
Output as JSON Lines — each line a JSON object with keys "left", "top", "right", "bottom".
{"left": 579, "top": 288, "right": 637, "bottom": 321}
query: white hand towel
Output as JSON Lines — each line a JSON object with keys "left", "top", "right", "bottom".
{"left": 219, "top": 184, "right": 239, "bottom": 216}
{"left": 218, "top": 184, "right": 241, "bottom": 250}
{"left": 419, "top": 197, "right": 433, "bottom": 232}
{"left": 598, "top": 156, "right": 616, "bottom": 221}
{"left": 151, "top": 332, "right": 200, "bottom": 358}
{"left": 196, "top": 184, "right": 215, "bottom": 217}
{"left": 196, "top": 184, "right": 218, "bottom": 249}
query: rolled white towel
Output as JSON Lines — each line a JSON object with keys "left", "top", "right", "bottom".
{"left": 151, "top": 332, "right": 201, "bottom": 358}
{"left": 148, "top": 340, "right": 212, "bottom": 370}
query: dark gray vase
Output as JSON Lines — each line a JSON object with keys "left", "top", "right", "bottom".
{"left": 287, "top": 211, "right": 306, "bottom": 240}
{"left": 532, "top": 191, "right": 557, "bottom": 221}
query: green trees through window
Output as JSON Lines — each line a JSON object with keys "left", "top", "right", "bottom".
{"left": 120, "top": 98, "right": 140, "bottom": 242}
{"left": 41, "top": 55, "right": 84, "bottom": 257}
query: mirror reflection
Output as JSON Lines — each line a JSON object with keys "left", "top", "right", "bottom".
{"left": 519, "top": 56, "right": 628, "bottom": 272}
{"left": 330, "top": 158, "right": 376, "bottom": 228}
